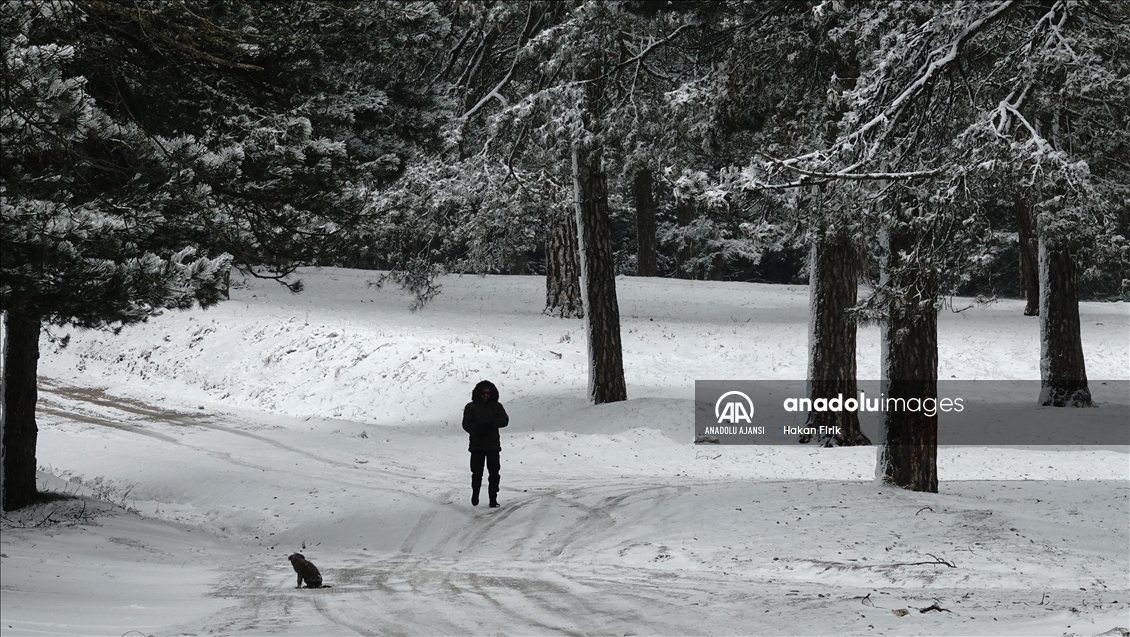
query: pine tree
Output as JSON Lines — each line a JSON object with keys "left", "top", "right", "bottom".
{"left": 424, "top": 1, "right": 707, "bottom": 403}
{"left": 0, "top": 0, "right": 449, "bottom": 510}
{"left": 1013, "top": 196, "right": 1040, "bottom": 316}
{"left": 699, "top": 0, "right": 1127, "bottom": 488}
{"left": 1, "top": 3, "right": 228, "bottom": 510}
{"left": 675, "top": 2, "right": 872, "bottom": 445}
{"left": 632, "top": 169, "right": 659, "bottom": 277}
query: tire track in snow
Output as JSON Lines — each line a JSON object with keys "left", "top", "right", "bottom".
{"left": 297, "top": 552, "right": 813, "bottom": 636}
{"left": 206, "top": 483, "right": 688, "bottom": 634}
{"left": 38, "top": 379, "right": 432, "bottom": 490}
{"left": 538, "top": 485, "right": 678, "bottom": 559}
{"left": 309, "top": 555, "right": 661, "bottom": 636}
{"left": 296, "top": 483, "right": 711, "bottom": 634}
{"left": 37, "top": 405, "right": 181, "bottom": 444}
{"left": 397, "top": 509, "right": 437, "bottom": 553}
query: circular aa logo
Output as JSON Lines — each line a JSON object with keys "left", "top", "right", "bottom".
{"left": 715, "top": 390, "right": 754, "bottom": 424}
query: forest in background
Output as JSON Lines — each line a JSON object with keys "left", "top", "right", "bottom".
{"left": 3, "top": 0, "right": 1128, "bottom": 508}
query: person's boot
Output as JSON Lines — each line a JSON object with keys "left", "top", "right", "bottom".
{"left": 488, "top": 473, "right": 500, "bottom": 507}
{"left": 471, "top": 476, "right": 482, "bottom": 506}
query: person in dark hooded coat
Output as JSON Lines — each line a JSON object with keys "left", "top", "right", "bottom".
{"left": 462, "top": 380, "right": 508, "bottom": 507}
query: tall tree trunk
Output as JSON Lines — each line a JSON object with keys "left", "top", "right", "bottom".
{"left": 634, "top": 169, "right": 658, "bottom": 277}
{"left": 221, "top": 269, "right": 231, "bottom": 300}
{"left": 545, "top": 207, "right": 584, "bottom": 318}
{"left": 573, "top": 72, "right": 626, "bottom": 405}
{"left": 803, "top": 227, "right": 870, "bottom": 446}
{"left": 674, "top": 198, "right": 695, "bottom": 279}
{"left": 0, "top": 312, "right": 5, "bottom": 508}
{"left": 1038, "top": 238, "right": 1092, "bottom": 406}
{"left": 1014, "top": 196, "right": 1039, "bottom": 316}
{"left": 708, "top": 230, "right": 725, "bottom": 281}
{"left": 2, "top": 311, "right": 41, "bottom": 511}
{"left": 508, "top": 252, "right": 528, "bottom": 275}
{"left": 877, "top": 217, "right": 938, "bottom": 493}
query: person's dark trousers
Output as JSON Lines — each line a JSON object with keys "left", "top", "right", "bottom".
{"left": 469, "top": 451, "right": 500, "bottom": 506}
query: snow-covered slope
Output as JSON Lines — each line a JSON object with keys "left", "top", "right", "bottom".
{"left": 3, "top": 268, "right": 1127, "bottom": 636}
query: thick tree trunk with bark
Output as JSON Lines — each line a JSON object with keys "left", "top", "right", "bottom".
{"left": 2, "top": 311, "right": 41, "bottom": 511}
{"left": 1014, "top": 196, "right": 1039, "bottom": 316}
{"left": 877, "top": 220, "right": 938, "bottom": 493}
{"left": 545, "top": 207, "right": 584, "bottom": 319}
{"left": 572, "top": 73, "right": 626, "bottom": 405}
{"left": 634, "top": 169, "right": 658, "bottom": 278}
{"left": 1038, "top": 238, "right": 1092, "bottom": 407}
{"left": 802, "top": 228, "right": 870, "bottom": 446}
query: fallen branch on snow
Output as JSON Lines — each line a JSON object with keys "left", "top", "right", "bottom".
{"left": 817, "top": 554, "right": 957, "bottom": 571}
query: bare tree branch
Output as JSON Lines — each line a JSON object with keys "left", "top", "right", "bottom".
{"left": 756, "top": 151, "right": 944, "bottom": 182}
{"left": 461, "top": 3, "right": 540, "bottom": 121}
{"left": 772, "top": 0, "right": 1017, "bottom": 172}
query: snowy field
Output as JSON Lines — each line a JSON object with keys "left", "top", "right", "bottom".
{"left": 2, "top": 268, "right": 1128, "bottom": 636}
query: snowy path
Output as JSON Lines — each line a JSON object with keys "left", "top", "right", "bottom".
{"left": 12, "top": 380, "right": 1126, "bottom": 636}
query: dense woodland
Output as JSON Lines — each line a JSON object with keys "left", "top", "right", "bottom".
{"left": 2, "top": 0, "right": 1128, "bottom": 508}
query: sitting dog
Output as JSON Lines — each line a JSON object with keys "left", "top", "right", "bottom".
{"left": 288, "top": 553, "right": 328, "bottom": 588}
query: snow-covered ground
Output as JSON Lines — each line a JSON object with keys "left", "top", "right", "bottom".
{"left": 2, "top": 268, "right": 1128, "bottom": 636}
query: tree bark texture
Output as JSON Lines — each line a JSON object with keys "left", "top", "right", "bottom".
{"left": 803, "top": 229, "right": 870, "bottom": 446}
{"left": 674, "top": 197, "right": 696, "bottom": 280}
{"left": 633, "top": 169, "right": 658, "bottom": 277}
{"left": 508, "top": 252, "right": 528, "bottom": 275}
{"left": 1038, "top": 238, "right": 1092, "bottom": 407}
{"left": 0, "top": 312, "right": 5, "bottom": 507}
{"left": 573, "top": 146, "right": 627, "bottom": 404}
{"left": 878, "top": 220, "right": 938, "bottom": 493}
{"left": 2, "top": 311, "right": 41, "bottom": 511}
{"left": 544, "top": 206, "right": 584, "bottom": 319}
{"left": 1013, "top": 196, "right": 1039, "bottom": 316}
{"left": 709, "top": 241, "right": 724, "bottom": 282}
{"left": 572, "top": 73, "right": 626, "bottom": 405}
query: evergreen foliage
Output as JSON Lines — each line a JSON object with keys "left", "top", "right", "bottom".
{"left": 1, "top": 0, "right": 450, "bottom": 510}
{"left": 3, "top": 0, "right": 451, "bottom": 318}
{"left": 2, "top": 3, "right": 228, "bottom": 324}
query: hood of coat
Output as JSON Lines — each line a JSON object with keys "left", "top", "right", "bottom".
{"left": 472, "top": 380, "right": 499, "bottom": 404}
